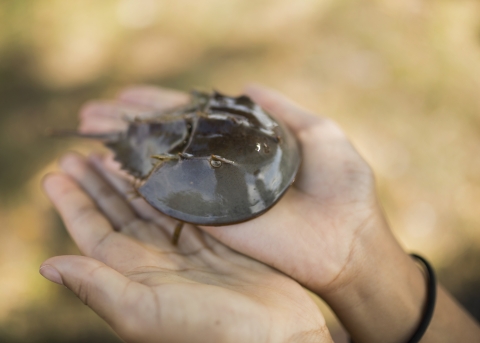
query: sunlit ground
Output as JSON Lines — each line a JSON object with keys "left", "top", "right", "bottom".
{"left": 1, "top": 0, "right": 480, "bottom": 342}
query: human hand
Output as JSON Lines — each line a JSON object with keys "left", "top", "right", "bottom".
{"left": 41, "top": 153, "right": 332, "bottom": 343}
{"left": 77, "top": 84, "right": 427, "bottom": 343}
{"left": 78, "top": 84, "right": 386, "bottom": 296}
{"left": 78, "top": 85, "right": 480, "bottom": 343}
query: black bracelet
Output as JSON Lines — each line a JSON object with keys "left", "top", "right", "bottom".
{"left": 350, "top": 253, "right": 437, "bottom": 343}
{"left": 407, "top": 254, "right": 437, "bottom": 342}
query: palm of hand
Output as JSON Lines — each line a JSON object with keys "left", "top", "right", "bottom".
{"left": 205, "top": 107, "right": 379, "bottom": 294}
{"left": 78, "top": 84, "right": 381, "bottom": 295}
{"left": 42, "top": 154, "right": 328, "bottom": 343}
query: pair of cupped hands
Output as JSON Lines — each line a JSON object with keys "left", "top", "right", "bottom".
{"left": 40, "top": 85, "right": 402, "bottom": 343}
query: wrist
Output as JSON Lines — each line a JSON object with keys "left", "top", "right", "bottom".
{"left": 319, "top": 217, "right": 427, "bottom": 343}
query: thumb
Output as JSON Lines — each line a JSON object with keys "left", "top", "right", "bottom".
{"left": 244, "top": 84, "right": 320, "bottom": 133}
{"left": 40, "top": 256, "right": 141, "bottom": 328}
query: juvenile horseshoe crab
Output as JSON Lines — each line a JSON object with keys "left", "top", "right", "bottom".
{"left": 57, "top": 91, "right": 301, "bottom": 244}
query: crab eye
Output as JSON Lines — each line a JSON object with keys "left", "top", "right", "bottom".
{"left": 256, "top": 143, "right": 261, "bottom": 152}
{"left": 210, "top": 159, "right": 222, "bottom": 168}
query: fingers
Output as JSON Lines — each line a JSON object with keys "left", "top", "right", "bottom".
{"left": 40, "top": 256, "right": 146, "bottom": 334}
{"left": 244, "top": 84, "right": 321, "bottom": 134}
{"left": 117, "top": 85, "right": 190, "bottom": 110}
{"left": 79, "top": 86, "right": 189, "bottom": 134}
{"left": 43, "top": 173, "right": 115, "bottom": 257}
{"left": 43, "top": 168, "right": 182, "bottom": 270}
{"left": 88, "top": 154, "right": 211, "bottom": 254}
{"left": 59, "top": 152, "right": 138, "bottom": 231}
{"left": 79, "top": 101, "right": 142, "bottom": 134}
{"left": 88, "top": 153, "right": 178, "bottom": 230}
{"left": 81, "top": 84, "right": 318, "bottom": 137}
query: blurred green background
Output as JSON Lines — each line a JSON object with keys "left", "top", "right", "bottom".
{"left": 1, "top": 0, "right": 480, "bottom": 342}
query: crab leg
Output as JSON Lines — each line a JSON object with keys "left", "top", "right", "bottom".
{"left": 171, "top": 222, "right": 184, "bottom": 245}
{"left": 150, "top": 154, "right": 180, "bottom": 161}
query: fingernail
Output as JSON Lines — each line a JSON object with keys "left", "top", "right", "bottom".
{"left": 39, "top": 265, "right": 63, "bottom": 285}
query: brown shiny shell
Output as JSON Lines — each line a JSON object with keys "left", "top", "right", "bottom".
{"left": 106, "top": 91, "right": 301, "bottom": 225}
